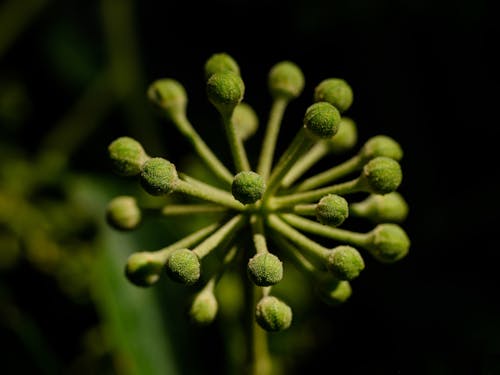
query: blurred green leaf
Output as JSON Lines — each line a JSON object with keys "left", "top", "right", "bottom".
{"left": 70, "top": 175, "right": 179, "bottom": 375}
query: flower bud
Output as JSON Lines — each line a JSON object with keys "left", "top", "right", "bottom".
{"left": 303, "top": 102, "right": 341, "bottom": 140}
{"left": 233, "top": 102, "right": 259, "bottom": 141}
{"left": 140, "top": 157, "right": 179, "bottom": 196}
{"left": 247, "top": 253, "right": 283, "bottom": 286}
{"left": 106, "top": 196, "right": 141, "bottom": 231}
{"left": 350, "top": 192, "right": 409, "bottom": 223}
{"left": 325, "top": 245, "right": 365, "bottom": 281}
{"left": 316, "top": 279, "right": 352, "bottom": 306}
{"left": 360, "top": 135, "right": 403, "bottom": 163}
{"left": 231, "top": 171, "right": 265, "bottom": 204}
{"left": 365, "top": 224, "right": 410, "bottom": 263}
{"left": 255, "top": 296, "right": 292, "bottom": 332}
{"left": 108, "top": 136, "right": 148, "bottom": 176}
{"left": 147, "top": 78, "right": 187, "bottom": 119}
{"left": 189, "top": 288, "right": 218, "bottom": 325}
{"left": 325, "top": 117, "right": 358, "bottom": 154}
{"left": 206, "top": 72, "right": 245, "bottom": 117}
{"left": 313, "top": 78, "right": 353, "bottom": 113}
{"left": 268, "top": 61, "right": 305, "bottom": 100}
{"left": 359, "top": 156, "right": 402, "bottom": 195}
{"left": 204, "top": 52, "right": 240, "bottom": 80}
{"left": 165, "top": 248, "right": 201, "bottom": 285}
{"left": 315, "top": 194, "right": 349, "bottom": 227}
{"left": 125, "top": 252, "right": 163, "bottom": 287}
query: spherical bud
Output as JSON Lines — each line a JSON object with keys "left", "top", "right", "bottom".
{"left": 147, "top": 79, "right": 187, "bottom": 118}
{"left": 313, "top": 78, "right": 353, "bottom": 113}
{"left": 140, "top": 157, "right": 178, "bottom": 196}
{"left": 204, "top": 52, "right": 240, "bottom": 80}
{"left": 165, "top": 248, "right": 201, "bottom": 285}
{"left": 325, "top": 117, "right": 358, "bottom": 154}
{"left": 316, "top": 279, "right": 352, "bottom": 306}
{"left": 303, "top": 102, "right": 341, "bottom": 140}
{"left": 360, "top": 135, "right": 403, "bottom": 163}
{"left": 360, "top": 156, "right": 402, "bottom": 195}
{"left": 233, "top": 102, "right": 259, "bottom": 141}
{"left": 108, "top": 136, "right": 148, "bottom": 176}
{"left": 315, "top": 194, "right": 349, "bottom": 227}
{"left": 206, "top": 72, "right": 245, "bottom": 117}
{"left": 106, "top": 196, "right": 141, "bottom": 231}
{"left": 125, "top": 252, "right": 163, "bottom": 287}
{"left": 189, "top": 289, "right": 218, "bottom": 325}
{"left": 255, "top": 296, "right": 292, "bottom": 332}
{"left": 268, "top": 61, "right": 305, "bottom": 99}
{"left": 366, "top": 224, "right": 410, "bottom": 263}
{"left": 350, "top": 192, "right": 409, "bottom": 223}
{"left": 325, "top": 246, "right": 365, "bottom": 280}
{"left": 231, "top": 171, "right": 265, "bottom": 204}
{"left": 247, "top": 253, "right": 283, "bottom": 286}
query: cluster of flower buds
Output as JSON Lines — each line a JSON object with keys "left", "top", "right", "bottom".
{"left": 106, "top": 52, "right": 410, "bottom": 332}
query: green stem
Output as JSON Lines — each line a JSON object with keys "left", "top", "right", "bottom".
{"left": 293, "top": 154, "right": 362, "bottom": 192}
{"left": 222, "top": 113, "right": 251, "bottom": 172}
{"left": 281, "top": 141, "right": 330, "bottom": 188}
{"left": 250, "top": 215, "right": 268, "bottom": 254}
{"left": 266, "top": 215, "right": 329, "bottom": 260}
{"left": 270, "top": 178, "right": 361, "bottom": 209}
{"left": 160, "top": 204, "right": 228, "bottom": 216}
{"left": 244, "top": 278, "right": 272, "bottom": 375}
{"left": 155, "top": 221, "right": 221, "bottom": 262}
{"left": 280, "top": 214, "right": 369, "bottom": 247}
{"left": 175, "top": 175, "right": 244, "bottom": 211}
{"left": 172, "top": 113, "right": 234, "bottom": 185}
{"left": 193, "top": 214, "right": 247, "bottom": 259}
{"left": 292, "top": 204, "right": 316, "bottom": 216}
{"left": 257, "top": 97, "right": 289, "bottom": 180}
{"left": 271, "top": 233, "right": 319, "bottom": 275}
{"left": 262, "top": 129, "right": 315, "bottom": 203}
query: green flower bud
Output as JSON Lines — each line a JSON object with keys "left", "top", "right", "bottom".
{"left": 268, "top": 61, "right": 305, "bottom": 99}
{"left": 325, "top": 117, "right": 358, "bottom": 154}
{"left": 350, "top": 192, "right": 409, "bottom": 223}
{"left": 360, "top": 156, "right": 402, "bottom": 195}
{"left": 140, "top": 157, "right": 179, "bottom": 196}
{"left": 313, "top": 78, "right": 353, "bottom": 113}
{"left": 206, "top": 72, "right": 245, "bottom": 117}
{"left": 315, "top": 194, "right": 349, "bottom": 227}
{"left": 125, "top": 252, "right": 164, "bottom": 287}
{"left": 365, "top": 224, "right": 410, "bottom": 263}
{"left": 316, "top": 278, "right": 352, "bottom": 306}
{"left": 360, "top": 135, "right": 403, "bottom": 162}
{"left": 204, "top": 52, "right": 240, "bottom": 80}
{"left": 233, "top": 102, "right": 259, "bottom": 141}
{"left": 108, "top": 136, "right": 148, "bottom": 176}
{"left": 147, "top": 78, "right": 187, "bottom": 119}
{"left": 106, "top": 196, "right": 141, "bottom": 231}
{"left": 303, "top": 102, "right": 341, "bottom": 140}
{"left": 231, "top": 171, "right": 265, "bottom": 204}
{"left": 165, "top": 248, "right": 201, "bottom": 285}
{"left": 255, "top": 296, "right": 292, "bottom": 332}
{"left": 189, "top": 288, "right": 218, "bottom": 325}
{"left": 325, "top": 246, "right": 365, "bottom": 281}
{"left": 247, "top": 253, "right": 283, "bottom": 286}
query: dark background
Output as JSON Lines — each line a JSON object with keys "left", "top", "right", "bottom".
{"left": 1, "top": 0, "right": 497, "bottom": 374}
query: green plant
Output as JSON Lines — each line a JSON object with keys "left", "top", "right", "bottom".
{"left": 106, "top": 52, "right": 410, "bottom": 374}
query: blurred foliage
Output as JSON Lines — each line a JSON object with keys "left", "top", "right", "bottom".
{"left": 0, "top": 0, "right": 497, "bottom": 374}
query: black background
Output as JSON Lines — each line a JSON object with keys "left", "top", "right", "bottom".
{"left": 1, "top": 0, "right": 498, "bottom": 374}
